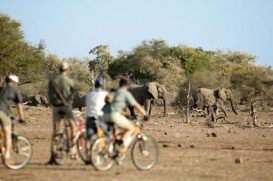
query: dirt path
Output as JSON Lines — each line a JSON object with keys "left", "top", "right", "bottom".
{"left": 1, "top": 107, "right": 273, "bottom": 181}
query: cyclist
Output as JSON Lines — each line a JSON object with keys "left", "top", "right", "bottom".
{"left": 101, "top": 76, "right": 149, "bottom": 154}
{"left": 48, "top": 62, "right": 77, "bottom": 163}
{"left": 85, "top": 77, "right": 108, "bottom": 164}
{"left": 0, "top": 74, "right": 25, "bottom": 165}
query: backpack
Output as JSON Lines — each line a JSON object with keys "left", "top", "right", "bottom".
{"left": 105, "top": 88, "right": 117, "bottom": 104}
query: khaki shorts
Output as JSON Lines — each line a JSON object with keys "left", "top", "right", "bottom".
{"left": 101, "top": 112, "right": 133, "bottom": 130}
{"left": 0, "top": 111, "right": 11, "bottom": 127}
{"left": 52, "top": 105, "right": 75, "bottom": 122}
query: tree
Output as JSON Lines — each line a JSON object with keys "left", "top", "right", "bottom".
{"left": 89, "top": 45, "right": 113, "bottom": 79}
{"left": 0, "top": 13, "right": 46, "bottom": 85}
{"left": 170, "top": 46, "right": 212, "bottom": 77}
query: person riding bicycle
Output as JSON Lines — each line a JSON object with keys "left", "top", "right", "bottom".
{"left": 0, "top": 74, "right": 25, "bottom": 165}
{"left": 85, "top": 77, "right": 108, "bottom": 164}
{"left": 86, "top": 77, "right": 108, "bottom": 138}
{"left": 101, "top": 76, "right": 150, "bottom": 154}
{"left": 48, "top": 62, "right": 77, "bottom": 163}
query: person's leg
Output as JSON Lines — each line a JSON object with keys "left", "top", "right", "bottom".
{"left": 3, "top": 125, "right": 12, "bottom": 162}
{"left": 65, "top": 106, "right": 77, "bottom": 156}
{"left": 112, "top": 113, "right": 135, "bottom": 149}
{"left": 0, "top": 111, "right": 12, "bottom": 164}
{"left": 48, "top": 107, "right": 61, "bottom": 164}
{"left": 85, "top": 117, "right": 96, "bottom": 164}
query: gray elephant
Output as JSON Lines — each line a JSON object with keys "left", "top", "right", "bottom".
{"left": 23, "top": 94, "right": 50, "bottom": 107}
{"left": 129, "top": 82, "right": 167, "bottom": 117}
{"left": 72, "top": 91, "right": 87, "bottom": 111}
{"left": 192, "top": 88, "right": 238, "bottom": 120}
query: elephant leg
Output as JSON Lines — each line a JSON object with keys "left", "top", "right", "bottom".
{"left": 129, "top": 106, "right": 137, "bottom": 119}
{"left": 220, "top": 105, "right": 227, "bottom": 117}
{"left": 210, "top": 106, "right": 217, "bottom": 122}
{"left": 145, "top": 99, "right": 152, "bottom": 116}
{"left": 206, "top": 106, "right": 210, "bottom": 116}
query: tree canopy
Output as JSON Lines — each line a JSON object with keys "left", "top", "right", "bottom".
{"left": 0, "top": 13, "right": 46, "bottom": 85}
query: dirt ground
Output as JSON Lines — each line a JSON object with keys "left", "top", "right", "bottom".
{"left": 1, "top": 106, "right": 273, "bottom": 181}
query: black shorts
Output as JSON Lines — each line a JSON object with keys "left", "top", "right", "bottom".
{"left": 86, "top": 117, "right": 97, "bottom": 138}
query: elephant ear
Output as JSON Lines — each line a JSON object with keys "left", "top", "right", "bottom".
{"left": 218, "top": 88, "right": 227, "bottom": 102}
{"left": 148, "top": 82, "right": 158, "bottom": 99}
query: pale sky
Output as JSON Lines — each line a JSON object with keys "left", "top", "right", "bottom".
{"left": 0, "top": 0, "right": 273, "bottom": 65}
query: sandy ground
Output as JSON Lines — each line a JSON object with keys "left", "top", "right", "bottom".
{"left": 1, "top": 106, "right": 273, "bottom": 181}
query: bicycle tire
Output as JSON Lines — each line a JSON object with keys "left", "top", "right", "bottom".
{"left": 5, "top": 135, "right": 32, "bottom": 170}
{"left": 131, "top": 134, "right": 159, "bottom": 170}
{"left": 77, "top": 132, "right": 87, "bottom": 163}
{"left": 91, "top": 137, "right": 114, "bottom": 171}
{"left": 52, "top": 132, "right": 69, "bottom": 165}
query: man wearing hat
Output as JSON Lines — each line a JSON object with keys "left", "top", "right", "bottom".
{"left": 85, "top": 77, "right": 108, "bottom": 164}
{"left": 0, "top": 74, "right": 25, "bottom": 165}
{"left": 48, "top": 61, "right": 77, "bottom": 163}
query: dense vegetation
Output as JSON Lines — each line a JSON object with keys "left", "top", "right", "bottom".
{"left": 1, "top": 14, "right": 272, "bottom": 105}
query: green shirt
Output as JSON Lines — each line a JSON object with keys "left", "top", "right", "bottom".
{"left": 0, "top": 84, "right": 23, "bottom": 115}
{"left": 48, "top": 74, "right": 75, "bottom": 106}
{"left": 110, "top": 88, "right": 137, "bottom": 113}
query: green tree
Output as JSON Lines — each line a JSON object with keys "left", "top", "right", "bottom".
{"left": 89, "top": 45, "right": 113, "bottom": 79}
{"left": 0, "top": 13, "right": 46, "bottom": 85}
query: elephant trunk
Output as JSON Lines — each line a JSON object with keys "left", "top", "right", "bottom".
{"left": 229, "top": 98, "right": 238, "bottom": 115}
{"left": 163, "top": 94, "right": 167, "bottom": 117}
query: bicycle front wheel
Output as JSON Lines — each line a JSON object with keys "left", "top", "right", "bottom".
{"left": 5, "top": 135, "right": 32, "bottom": 170}
{"left": 91, "top": 137, "right": 114, "bottom": 171}
{"left": 131, "top": 134, "right": 159, "bottom": 170}
{"left": 77, "top": 132, "right": 87, "bottom": 163}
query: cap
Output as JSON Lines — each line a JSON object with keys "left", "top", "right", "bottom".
{"left": 8, "top": 74, "right": 19, "bottom": 83}
{"left": 95, "top": 77, "right": 105, "bottom": 86}
{"left": 59, "top": 61, "right": 69, "bottom": 71}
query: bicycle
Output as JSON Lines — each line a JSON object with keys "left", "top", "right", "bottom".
{"left": 90, "top": 118, "right": 159, "bottom": 171}
{"left": 76, "top": 120, "right": 106, "bottom": 164}
{"left": 52, "top": 111, "right": 86, "bottom": 165}
{"left": 0, "top": 118, "right": 32, "bottom": 169}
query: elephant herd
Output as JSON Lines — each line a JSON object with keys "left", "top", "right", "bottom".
{"left": 24, "top": 82, "right": 237, "bottom": 121}
{"left": 70, "top": 82, "right": 168, "bottom": 117}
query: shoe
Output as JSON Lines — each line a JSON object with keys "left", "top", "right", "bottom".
{"left": 47, "top": 155, "right": 59, "bottom": 165}
{"left": 70, "top": 154, "right": 78, "bottom": 160}
{"left": 85, "top": 160, "right": 92, "bottom": 165}
{"left": 4, "top": 158, "right": 14, "bottom": 166}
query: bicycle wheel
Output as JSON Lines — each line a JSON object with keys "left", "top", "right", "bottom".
{"left": 131, "top": 134, "right": 159, "bottom": 170}
{"left": 77, "top": 132, "right": 87, "bottom": 163}
{"left": 5, "top": 135, "right": 32, "bottom": 170}
{"left": 52, "top": 132, "right": 69, "bottom": 165}
{"left": 91, "top": 137, "right": 114, "bottom": 171}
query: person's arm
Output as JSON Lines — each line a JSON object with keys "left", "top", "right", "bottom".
{"left": 134, "top": 103, "right": 147, "bottom": 116}
{"left": 16, "top": 103, "right": 24, "bottom": 121}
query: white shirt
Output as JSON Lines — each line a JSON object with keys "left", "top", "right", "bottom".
{"left": 86, "top": 88, "right": 108, "bottom": 118}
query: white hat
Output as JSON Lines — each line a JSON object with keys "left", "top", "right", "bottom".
{"left": 59, "top": 61, "right": 69, "bottom": 71}
{"left": 8, "top": 74, "right": 19, "bottom": 83}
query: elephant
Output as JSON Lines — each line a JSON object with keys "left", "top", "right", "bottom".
{"left": 129, "top": 82, "right": 167, "bottom": 117}
{"left": 23, "top": 94, "right": 50, "bottom": 107}
{"left": 72, "top": 91, "right": 87, "bottom": 111}
{"left": 192, "top": 88, "right": 238, "bottom": 121}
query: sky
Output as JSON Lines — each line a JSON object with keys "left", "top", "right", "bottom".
{"left": 0, "top": 0, "right": 273, "bottom": 65}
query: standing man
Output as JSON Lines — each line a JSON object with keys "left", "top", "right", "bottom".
{"left": 48, "top": 62, "right": 77, "bottom": 163}
{"left": 0, "top": 74, "right": 25, "bottom": 165}
{"left": 85, "top": 77, "right": 108, "bottom": 164}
